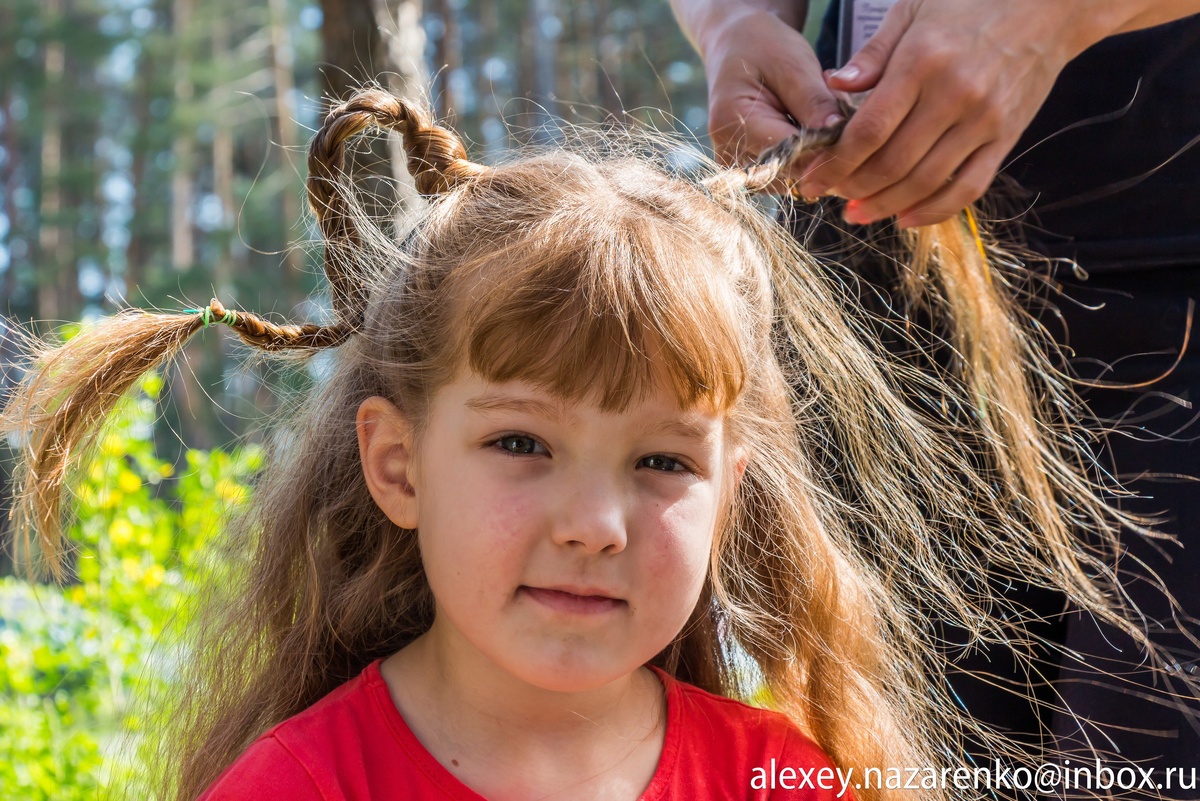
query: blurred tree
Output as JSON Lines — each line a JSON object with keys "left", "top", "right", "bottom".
{"left": 0, "top": 2, "right": 802, "bottom": 795}
{"left": 2, "top": 0, "right": 720, "bottom": 548}
{"left": 319, "top": 0, "right": 427, "bottom": 221}
{"left": 36, "top": 0, "right": 67, "bottom": 325}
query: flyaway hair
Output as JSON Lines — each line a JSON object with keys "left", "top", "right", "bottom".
{"left": 2, "top": 89, "right": 1190, "bottom": 801}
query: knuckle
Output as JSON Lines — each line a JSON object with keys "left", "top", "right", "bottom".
{"left": 849, "top": 154, "right": 901, "bottom": 194}
{"left": 963, "top": 173, "right": 993, "bottom": 201}
{"left": 836, "top": 175, "right": 867, "bottom": 198}
{"left": 909, "top": 170, "right": 948, "bottom": 203}
{"left": 875, "top": 148, "right": 917, "bottom": 184}
{"left": 849, "top": 113, "right": 891, "bottom": 150}
{"left": 856, "top": 38, "right": 888, "bottom": 65}
{"left": 920, "top": 43, "right": 955, "bottom": 73}
{"left": 947, "top": 73, "right": 987, "bottom": 106}
{"left": 976, "top": 102, "right": 1005, "bottom": 130}
{"left": 797, "top": 95, "right": 837, "bottom": 125}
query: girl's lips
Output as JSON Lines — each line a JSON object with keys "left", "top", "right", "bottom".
{"left": 521, "top": 586, "right": 626, "bottom": 615}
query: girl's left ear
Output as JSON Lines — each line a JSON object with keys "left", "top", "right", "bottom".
{"left": 357, "top": 396, "right": 420, "bottom": 530}
{"left": 732, "top": 450, "right": 749, "bottom": 491}
{"left": 719, "top": 452, "right": 750, "bottom": 531}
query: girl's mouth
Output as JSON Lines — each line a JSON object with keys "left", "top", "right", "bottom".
{"left": 520, "top": 586, "right": 626, "bottom": 615}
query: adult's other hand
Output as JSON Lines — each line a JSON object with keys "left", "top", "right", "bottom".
{"left": 799, "top": 0, "right": 1121, "bottom": 228}
{"left": 674, "top": 2, "right": 846, "bottom": 180}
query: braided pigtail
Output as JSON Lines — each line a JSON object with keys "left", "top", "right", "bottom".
{"left": 0, "top": 297, "right": 350, "bottom": 579}
{"left": 701, "top": 102, "right": 851, "bottom": 198}
{"left": 306, "top": 88, "right": 492, "bottom": 321}
{"left": 2, "top": 89, "right": 490, "bottom": 580}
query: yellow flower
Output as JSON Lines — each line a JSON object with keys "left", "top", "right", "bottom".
{"left": 142, "top": 564, "right": 165, "bottom": 590}
{"left": 109, "top": 518, "right": 135, "bottom": 547}
{"left": 118, "top": 471, "right": 142, "bottom": 493}
{"left": 215, "top": 478, "right": 247, "bottom": 505}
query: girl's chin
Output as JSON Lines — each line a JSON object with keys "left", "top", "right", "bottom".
{"left": 500, "top": 654, "right": 650, "bottom": 695}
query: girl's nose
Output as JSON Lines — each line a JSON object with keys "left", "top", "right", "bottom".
{"left": 549, "top": 475, "right": 629, "bottom": 554}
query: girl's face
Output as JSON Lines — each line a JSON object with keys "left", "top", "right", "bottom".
{"left": 358, "top": 369, "right": 742, "bottom": 693}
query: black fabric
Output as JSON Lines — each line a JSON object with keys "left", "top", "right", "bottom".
{"left": 801, "top": 5, "right": 1200, "bottom": 782}
{"left": 814, "top": 3, "right": 1200, "bottom": 272}
{"left": 945, "top": 267, "right": 1200, "bottom": 793}
{"left": 794, "top": 201, "right": 1200, "bottom": 788}
{"left": 1040, "top": 267, "right": 1200, "bottom": 778}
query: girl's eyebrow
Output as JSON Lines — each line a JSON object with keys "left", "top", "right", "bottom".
{"left": 464, "top": 393, "right": 715, "bottom": 442}
{"left": 636, "top": 417, "right": 715, "bottom": 443}
{"left": 465, "top": 394, "right": 573, "bottom": 426}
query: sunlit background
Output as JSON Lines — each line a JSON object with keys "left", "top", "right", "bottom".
{"left": 0, "top": 1, "right": 827, "bottom": 795}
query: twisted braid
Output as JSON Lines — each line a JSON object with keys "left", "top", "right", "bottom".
{"left": 306, "top": 89, "right": 492, "bottom": 321}
{"left": 192, "top": 298, "right": 354, "bottom": 351}
{"left": 704, "top": 98, "right": 854, "bottom": 197}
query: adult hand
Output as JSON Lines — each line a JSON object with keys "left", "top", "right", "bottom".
{"left": 700, "top": 8, "right": 847, "bottom": 179}
{"left": 798, "top": 0, "right": 1114, "bottom": 228}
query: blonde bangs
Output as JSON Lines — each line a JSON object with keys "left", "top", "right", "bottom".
{"left": 442, "top": 176, "right": 750, "bottom": 415}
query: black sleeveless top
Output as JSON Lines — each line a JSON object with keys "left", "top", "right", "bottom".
{"left": 815, "top": 4, "right": 1200, "bottom": 272}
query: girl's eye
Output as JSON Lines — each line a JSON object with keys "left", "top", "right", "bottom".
{"left": 639, "top": 454, "right": 690, "bottom": 474}
{"left": 492, "top": 434, "right": 545, "bottom": 456}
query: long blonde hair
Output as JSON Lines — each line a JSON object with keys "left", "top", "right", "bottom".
{"left": 0, "top": 89, "right": 1162, "bottom": 799}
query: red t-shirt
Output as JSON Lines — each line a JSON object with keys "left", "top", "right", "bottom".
{"left": 197, "top": 660, "right": 852, "bottom": 800}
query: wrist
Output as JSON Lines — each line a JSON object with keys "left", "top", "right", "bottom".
{"left": 674, "top": 0, "right": 805, "bottom": 62}
{"left": 1064, "top": 0, "right": 1149, "bottom": 58}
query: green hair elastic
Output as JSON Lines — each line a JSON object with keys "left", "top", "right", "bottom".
{"left": 183, "top": 306, "right": 238, "bottom": 328}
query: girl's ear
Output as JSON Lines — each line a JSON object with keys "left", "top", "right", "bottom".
{"left": 725, "top": 447, "right": 750, "bottom": 501}
{"left": 357, "top": 396, "right": 420, "bottom": 530}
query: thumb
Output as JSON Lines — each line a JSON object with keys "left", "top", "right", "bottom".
{"left": 827, "top": 1, "right": 912, "bottom": 91}
{"left": 766, "top": 51, "right": 845, "bottom": 130}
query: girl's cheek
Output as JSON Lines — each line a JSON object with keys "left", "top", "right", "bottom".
{"left": 645, "top": 493, "right": 717, "bottom": 577}
{"left": 480, "top": 480, "right": 540, "bottom": 548}
{"left": 490, "top": 501, "right": 534, "bottom": 548}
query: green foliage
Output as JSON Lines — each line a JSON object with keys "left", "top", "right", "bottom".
{"left": 0, "top": 374, "right": 263, "bottom": 799}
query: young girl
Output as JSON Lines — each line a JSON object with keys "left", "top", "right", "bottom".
{"left": 1, "top": 89, "right": 1162, "bottom": 800}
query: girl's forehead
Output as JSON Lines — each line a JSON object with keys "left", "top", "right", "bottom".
{"left": 439, "top": 371, "right": 727, "bottom": 434}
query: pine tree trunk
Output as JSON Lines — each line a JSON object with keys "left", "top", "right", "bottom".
{"left": 433, "top": 0, "right": 462, "bottom": 123}
{"left": 212, "top": 12, "right": 239, "bottom": 437}
{"left": 532, "top": 0, "right": 559, "bottom": 142}
{"left": 318, "top": 0, "right": 428, "bottom": 224}
{"left": 1, "top": 0, "right": 18, "bottom": 317}
{"left": 267, "top": 0, "right": 302, "bottom": 307}
{"left": 170, "top": 0, "right": 195, "bottom": 273}
{"left": 125, "top": 51, "right": 152, "bottom": 295}
{"left": 37, "top": 0, "right": 66, "bottom": 325}
{"left": 211, "top": 15, "right": 236, "bottom": 303}
{"left": 595, "top": 0, "right": 622, "bottom": 117}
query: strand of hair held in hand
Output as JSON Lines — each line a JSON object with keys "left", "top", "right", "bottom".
{"left": 707, "top": 98, "right": 855, "bottom": 197}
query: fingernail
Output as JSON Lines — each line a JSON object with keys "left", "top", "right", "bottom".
{"left": 803, "top": 183, "right": 828, "bottom": 198}
{"left": 831, "top": 64, "right": 859, "bottom": 82}
{"left": 844, "top": 200, "right": 870, "bottom": 225}
{"left": 822, "top": 113, "right": 845, "bottom": 129}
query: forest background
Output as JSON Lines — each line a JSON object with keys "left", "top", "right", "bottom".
{"left": 0, "top": 0, "right": 828, "bottom": 796}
